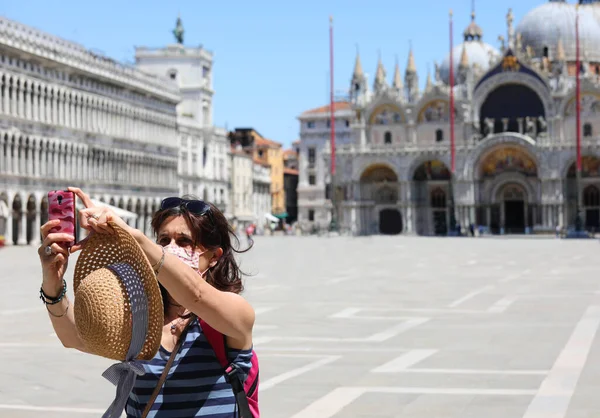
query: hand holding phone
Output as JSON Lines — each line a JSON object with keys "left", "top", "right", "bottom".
{"left": 48, "top": 190, "right": 76, "bottom": 248}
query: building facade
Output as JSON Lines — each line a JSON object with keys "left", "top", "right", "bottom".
{"left": 252, "top": 159, "right": 272, "bottom": 229}
{"left": 298, "top": 1, "right": 600, "bottom": 236}
{"left": 229, "top": 145, "right": 254, "bottom": 227}
{"left": 0, "top": 16, "right": 180, "bottom": 245}
{"left": 135, "top": 42, "right": 230, "bottom": 214}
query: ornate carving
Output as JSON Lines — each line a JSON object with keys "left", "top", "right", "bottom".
{"left": 564, "top": 93, "right": 600, "bottom": 117}
{"left": 525, "top": 117, "right": 537, "bottom": 137}
{"left": 418, "top": 100, "right": 449, "bottom": 123}
{"left": 369, "top": 104, "right": 403, "bottom": 125}
{"left": 484, "top": 118, "right": 495, "bottom": 136}
{"left": 537, "top": 116, "right": 547, "bottom": 135}
{"left": 502, "top": 55, "right": 520, "bottom": 72}
{"left": 434, "top": 62, "right": 441, "bottom": 84}
{"left": 413, "top": 160, "right": 450, "bottom": 181}
{"left": 567, "top": 156, "right": 600, "bottom": 178}
{"left": 480, "top": 146, "right": 537, "bottom": 178}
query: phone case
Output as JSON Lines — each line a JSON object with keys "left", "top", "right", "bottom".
{"left": 48, "top": 190, "right": 76, "bottom": 247}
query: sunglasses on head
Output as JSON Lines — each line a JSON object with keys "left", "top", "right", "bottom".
{"left": 160, "top": 197, "right": 211, "bottom": 215}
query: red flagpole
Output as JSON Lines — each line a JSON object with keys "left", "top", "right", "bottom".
{"left": 576, "top": 5, "right": 582, "bottom": 172}
{"left": 329, "top": 16, "right": 336, "bottom": 176}
{"left": 449, "top": 10, "right": 455, "bottom": 173}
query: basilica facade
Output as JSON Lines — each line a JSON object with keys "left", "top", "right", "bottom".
{"left": 297, "top": 1, "right": 600, "bottom": 236}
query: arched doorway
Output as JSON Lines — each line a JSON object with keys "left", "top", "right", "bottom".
{"left": 379, "top": 209, "right": 403, "bottom": 235}
{"left": 430, "top": 187, "right": 448, "bottom": 235}
{"left": 478, "top": 146, "right": 538, "bottom": 234}
{"left": 583, "top": 185, "right": 600, "bottom": 231}
{"left": 412, "top": 160, "right": 451, "bottom": 236}
{"left": 566, "top": 156, "right": 600, "bottom": 229}
{"left": 359, "top": 164, "right": 401, "bottom": 234}
{"left": 500, "top": 185, "right": 526, "bottom": 234}
{"left": 480, "top": 84, "right": 545, "bottom": 136}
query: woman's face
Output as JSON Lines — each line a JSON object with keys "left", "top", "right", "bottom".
{"left": 156, "top": 215, "right": 214, "bottom": 274}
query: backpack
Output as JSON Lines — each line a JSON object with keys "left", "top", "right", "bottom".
{"left": 200, "top": 319, "right": 260, "bottom": 418}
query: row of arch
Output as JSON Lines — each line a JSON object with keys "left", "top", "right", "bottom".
{"left": 0, "top": 70, "right": 177, "bottom": 144}
{"left": 1, "top": 192, "right": 163, "bottom": 246}
{"left": 0, "top": 130, "right": 177, "bottom": 187}
{"left": 0, "top": 20, "right": 178, "bottom": 109}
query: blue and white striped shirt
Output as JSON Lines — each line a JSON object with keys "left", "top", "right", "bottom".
{"left": 126, "top": 318, "right": 253, "bottom": 417}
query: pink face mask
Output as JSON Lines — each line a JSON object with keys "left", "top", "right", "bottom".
{"left": 163, "top": 243, "right": 212, "bottom": 277}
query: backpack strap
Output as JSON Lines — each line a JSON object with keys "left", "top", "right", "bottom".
{"left": 200, "top": 319, "right": 253, "bottom": 418}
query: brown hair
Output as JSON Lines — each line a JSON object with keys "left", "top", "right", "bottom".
{"left": 151, "top": 196, "right": 251, "bottom": 301}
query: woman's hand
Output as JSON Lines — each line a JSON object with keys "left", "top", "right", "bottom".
{"left": 38, "top": 220, "right": 73, "bottom": 297}
{"left": 69, "top": 187, "right": 136, "bottom": 243}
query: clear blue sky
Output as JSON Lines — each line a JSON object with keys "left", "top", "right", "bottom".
{"left": 1, "top": 0, "right": 551, "bottom": 147}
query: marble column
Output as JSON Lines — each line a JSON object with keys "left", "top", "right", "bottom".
{"left": 4, "top": 210, "right": 12, "bottom": 246}
{"left": 30, "top": 211, "right": 41, "bottom": 246}
{"left": 18, "top": 211, "right": 28, "bottom": 245}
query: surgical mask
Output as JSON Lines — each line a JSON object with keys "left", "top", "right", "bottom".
{"left": 163, "top": 243, "right": 212, "bottom": 277}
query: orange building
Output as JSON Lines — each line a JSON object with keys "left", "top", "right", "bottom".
{"left": 228, "top": 128, "right": 286, "bottom": 219}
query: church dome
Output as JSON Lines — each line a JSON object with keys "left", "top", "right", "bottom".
{"left": 439, "top": 13, "right": 500, "bottom": 86}
{"left": 516, "top": 1, "right": 600, "bottom": 62}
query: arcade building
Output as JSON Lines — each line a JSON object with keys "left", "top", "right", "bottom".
{"left": 297, "top": 0, "right": 600, "bottom": 235}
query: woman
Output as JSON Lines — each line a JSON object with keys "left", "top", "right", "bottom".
{"left": 38, "top": 187, "right": 255, "bottom": 417}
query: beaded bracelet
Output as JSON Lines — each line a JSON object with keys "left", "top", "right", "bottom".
{"left": 39, "top": 278, "right": 67, "bottom": 305}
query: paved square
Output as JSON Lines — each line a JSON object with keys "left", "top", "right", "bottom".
{"left": 2, "top": 235, "right": 600, "bottom": 417}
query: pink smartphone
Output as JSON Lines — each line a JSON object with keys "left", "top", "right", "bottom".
{"left": 48, "top": 190, "right": 76, "bottom": 248}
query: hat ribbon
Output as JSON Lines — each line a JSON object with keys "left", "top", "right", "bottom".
{"left": 100, "top": 263, "right": 150, "bottom": 418}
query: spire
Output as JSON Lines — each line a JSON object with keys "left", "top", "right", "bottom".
{"left": 406, "top": 45, "right": 416, "bottom": 74}
{"left": 556, "top": 38, "right": 565, "bottom": 61}
{"left": 173, "top": 14, "right": 184, "bottom": 44}
{"left": 392, "top": 56, "right": 403, "bottom": 89}
{"left": 373, "top": 52, "right": 387, "bottom": 91}
{"left": 425, "top": 67, "right": 433, "bottom": 92}
{"left": 459, "top": 44, "right": 469, "bottom": 68}
{"left": 352, "top": 46, "right": 364, "bottom": 79}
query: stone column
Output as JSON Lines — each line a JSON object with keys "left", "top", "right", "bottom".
{"left": 18, "top": 211, "right": 28, "bottom": 245}
{"left": 30, "top": 211, "right": 41, "bottom": 246}
{"left": 4, "top": 210, "right": 13, "bottom": 246}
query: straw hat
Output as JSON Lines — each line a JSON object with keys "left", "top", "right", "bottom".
{"left": 73, "top": 222, "right": 163, "bottom": 361}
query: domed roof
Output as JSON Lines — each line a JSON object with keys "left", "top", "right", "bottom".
{"left": 439, "top": 13, "right": 500, "bottom": 86}
{"left": 516, "top": 1, "right": 600, "bottom": 62}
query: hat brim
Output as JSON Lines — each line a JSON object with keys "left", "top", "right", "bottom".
{"left": 74, "top": 222, "right": 163, "bottom": 361}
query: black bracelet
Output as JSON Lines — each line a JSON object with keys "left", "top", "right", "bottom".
{"left": 39, "top": 279, "right": 67, "bottom": 305}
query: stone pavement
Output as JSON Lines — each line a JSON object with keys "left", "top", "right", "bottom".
{"left": 1, "top": 235, "right": 600, "bottom": 417}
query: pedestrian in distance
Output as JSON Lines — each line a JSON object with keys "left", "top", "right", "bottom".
{"left": 38, "top": 187, "right": 259, "bottom": 418}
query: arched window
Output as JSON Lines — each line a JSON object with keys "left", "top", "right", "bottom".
{"left": 584, "top": 123, "right": 593, "bottom": 137}
{"left": 430, "top": 188, "right": 447, "bottom": 208}
{"left": 384, "top": 131, "right": 392, "bottom": 144}
{"left": 543, "top": 46, "right": 549, "bottom": 58}
{"left": 584, "top": 185, "right": 600, "bottom": 207}
{"left": 435, "top": 129, "right": 444, "bottom": 142}
{"left": 167, "top": 69, "right": 177, "bottom": 80}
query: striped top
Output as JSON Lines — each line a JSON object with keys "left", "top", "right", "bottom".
{"left": 126, "top": 318, "right": 253, "bottom": 418}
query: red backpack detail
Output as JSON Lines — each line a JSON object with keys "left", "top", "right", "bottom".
{"left": 200, "top": 319, "right": 260, "bottom": 418}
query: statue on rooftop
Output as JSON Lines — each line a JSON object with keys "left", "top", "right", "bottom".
{"left": 173, "top": 16, "right": 184, "bottom": 45}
